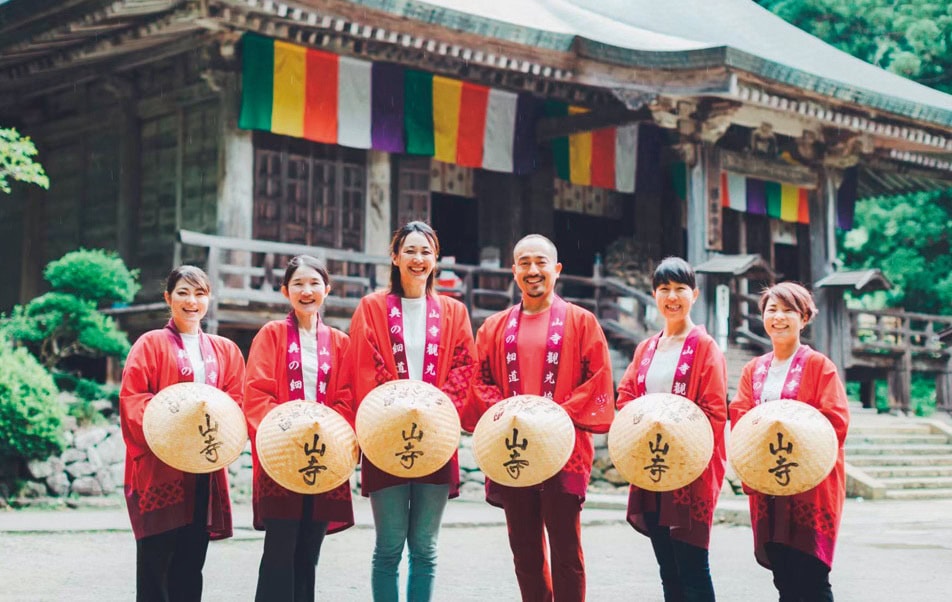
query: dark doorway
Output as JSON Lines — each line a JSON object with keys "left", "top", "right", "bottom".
{"left": 553, "top": 211, "right": 625, "bottom": 277}
{"left": 774, "top": 243, "right": 800, "bottom": 282}
{"left": 430, "top": 192, "right": 479, "bottom": 265}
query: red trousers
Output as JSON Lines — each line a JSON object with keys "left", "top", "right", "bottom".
{"left": 501, "top": 487, "right": 585, "bottom": 602}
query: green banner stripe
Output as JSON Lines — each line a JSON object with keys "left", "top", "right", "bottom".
{"left": 239, "top": 33, "right": 275, "bottom": 131}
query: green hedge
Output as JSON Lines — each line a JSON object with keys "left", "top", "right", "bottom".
{"left": 0, "top": 343, "right": 64, "bottom": 462}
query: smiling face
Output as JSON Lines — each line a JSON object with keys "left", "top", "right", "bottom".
{"left": 392, "top": 231, "right": 437, "bottom": 298}
{"left": 512, "top": 236, "right": 561, "bottom": 310}
{"left": 282, "top": 264, "right": 329, "bottom": 322}
{"left": 164, "top": 279, "right": 210, "bottom": 334}
{"left": 762, "top": 296, "right": 806, "bottom": 347}
{"left": 654, "top": 279, "right": 699, "bottom": 327}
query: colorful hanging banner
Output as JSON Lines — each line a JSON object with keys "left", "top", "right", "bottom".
{"left": 719, "top": 170, "right": 810, "bottom": 224}
{"left": 547, "top": 101, "right": 637, "bottom": 193}
{"left": 239, "top": 33, "right": 537, "bottom": 174}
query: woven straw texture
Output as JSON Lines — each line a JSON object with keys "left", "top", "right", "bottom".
{"left": 472, "top": 395, "right": 575, "bottom": 487}
{"left": 355, "top": 380, "right": 461, "bottom": 478}
{"left": 608, "top": 393, "right": 714, "bottom": 491}
{"left": 729, "top": 399, "right": 837, "bottom": 496}
{"left": 142, "top": 382, "right": 248, "bottom": 474}
{"left": 256, "top": 401, "right": 359, "bottom": 494}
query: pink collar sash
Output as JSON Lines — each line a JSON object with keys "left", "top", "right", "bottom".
{"left": 503, "top": 296, "right": 568, "bottom": 400}
{"left": 751, "top": 345, "right": 812, "bottom": 404}
{"left": 385, "top": 294, "right": 441, "bottom": 385}
{"left": 285, "top": 312, "right": 331, "bottom": 403}
{"left": 634, "top": 325, "right": 705, "bottom": 398}
{"left": 164, "top": 319, "right": 218, "bottom": 386}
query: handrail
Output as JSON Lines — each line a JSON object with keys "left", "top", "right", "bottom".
{"left": 174, "top": 230, "right": 653, "bottom": 344}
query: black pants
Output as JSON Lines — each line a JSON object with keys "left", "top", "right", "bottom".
{"left": 765, "top": 543, "right": 834, "bottom": 602}
{"left": 136, "top": 474, "right": 211, "bottom": 602}
{"left": 643, "top": 512, "right": 716, "bottom": 602}
{"left": 255, "top": 496, "right": 329, "bottom": 602}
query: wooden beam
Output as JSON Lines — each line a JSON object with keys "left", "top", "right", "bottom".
{"left": 536, "top": 105, "right": 651, "bottom": 142}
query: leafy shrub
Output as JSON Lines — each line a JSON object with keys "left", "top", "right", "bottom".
{"left": 3, "top": 249, "right": 140, "bottom": 369}
{"left": 0, "top": 342, "right": 64, "bottom": 463}
{"left": 43, "top": 248, "right": 139, "bottom": 304}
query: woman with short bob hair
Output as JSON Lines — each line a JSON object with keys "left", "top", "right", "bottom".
{"left": 616, "top": 257, "right": 727, "bottom": 601}
{"left": 244, "top": 254, "right": 355, "bottom": 601}
{"left": 346, "top": 221, "right": 478, "bottom": 601}
{"left": 120, "top": 265, "right": 245, "bottom": 602}
{"left": 730, "top": 281, "right": 849, "bottom": 601}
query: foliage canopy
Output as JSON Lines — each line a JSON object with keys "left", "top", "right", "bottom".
{"left": 757, "top": 0, "right": 952, "bottom": 93}
{"left": 3, "top": 249, "right": 140, "bottom": 369}
{"left": 0, "top": 127, "right": 50, "bottom": 194}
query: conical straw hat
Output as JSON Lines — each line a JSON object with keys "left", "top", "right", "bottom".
{"left": 255, "top": 401, "right": 358, "bottom": 495}
{"left": 143, "top": 382, "right": 248, "bottom": 474}
{"left": 729, "top": 399, "right": 838, "bottom": 496}
{"left": 472, "top": 395, "right": 575, "bottom": 487}
{"left": 355, "top": 380, "right": 461, "bottom": 478}
{"left": 608, "top": 393, "right": 715, "bottom": 492}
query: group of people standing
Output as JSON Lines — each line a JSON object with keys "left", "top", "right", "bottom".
{"left": 120, "top": 221, "right": 850, "bottom": 602}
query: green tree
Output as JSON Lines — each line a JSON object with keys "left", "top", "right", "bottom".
{"left": 3, "top": 249, "right": 140, "bottom": 369}
{"left": 757, "top": 1, "right": 951, "bottom": 92}
{"left": 839, "top": 189, "right": 952, "bottom": 314}
{"left": 0, "top": 127, "right": 49, "bottom": 193}
{"left": 0, "top": 340, "right": 64, "bottom": 463}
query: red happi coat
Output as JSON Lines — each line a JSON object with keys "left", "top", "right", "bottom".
{"left": 244, "top": 319, "right": 355, "bottom": 533}
{"left": 120, "top": 329, "right": 245, "bottom": 541}
{"left": 347, "top": 291, "right": 478, "bottom": 497}
{"left": 467, "top": 302, "right": 614, "bottom": 506}
{"left": 616, "top": 328, "right": 728, "bottom": 549}
{"left": 729, "top": 350, "right": 850, "bottom": 569}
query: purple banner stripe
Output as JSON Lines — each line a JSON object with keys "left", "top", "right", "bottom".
{"left": 371, "top": 62, "right": 405, "bottom": 153}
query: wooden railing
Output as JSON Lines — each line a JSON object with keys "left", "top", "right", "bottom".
{"left": 850, "top": 308, "right": 952, "bottom": 356}
{"left": 176, "top": 231, "right": 655, "bottom": 343}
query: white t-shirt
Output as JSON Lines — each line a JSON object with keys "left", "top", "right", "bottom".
{"left": 644, "top": 337, "right": 687, "bottom": 394}
{"left": 179, "top": 333, "right": 206, "bottom": 384}
{"left": 760, "top": 353, "right": 796, "bottom": 403}
{"left": 299, "top": 327, "right": 320, "bottom": 399}
{"left": 401, "top": 297, "right": 427, "bottom": 381}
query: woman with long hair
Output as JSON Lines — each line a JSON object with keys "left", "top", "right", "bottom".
{"left": 346, "top": 222, "right": 477, "bottom": 602}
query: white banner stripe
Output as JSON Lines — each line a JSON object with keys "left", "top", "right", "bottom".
{"left": 727, "top": 171, "right": 747, "bottom": 211}
{"left": 337, "top": 56, "right": 372, "bottom": 149}
{"left": 481, "top": 88, "right": 517, "bottom": 173}
{"left": 614, "top": 124, "right": 638, "bottom": 193}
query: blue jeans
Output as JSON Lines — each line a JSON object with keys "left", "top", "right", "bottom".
{"left": 644, "top": 512, "right": 715, "bottom": 601}
{"left": 369, "top": 483, "right": 450, "bottom": 602}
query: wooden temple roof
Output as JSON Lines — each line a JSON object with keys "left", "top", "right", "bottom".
{"left": 2, "top": 0, "right": 952, "bottom": 192}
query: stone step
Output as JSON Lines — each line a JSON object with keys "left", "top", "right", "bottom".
{"left": 884, "top": 487, "right": 952, "bottom": 500}
{"left": 848, "top": 454, "right": 952, "bottom": 467}
{"left": 861, "top": 465, "right": 952, "bottom": 479}
{"left": 846, "top": 433, "right": 950, "bottom": 446}
{"left": 846, "top": 444, "right": 952, "bottom": 456}
{"left": 879, "top": 476, "right": 952, "bottom": 490}
{"left": 848, "top": 424, "right": 935, "bottom": 435}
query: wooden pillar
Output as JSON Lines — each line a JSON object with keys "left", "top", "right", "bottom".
{"left": 936, "top": 358, "right": 952, "bottom": 414}
{"left": 217, "top": 73, "right": 252, "bottom": 241}
{"left": 888, "top": 350, "right": 912, "bottom": 413}
{"left": 686, "top": 143, "right": 711, "bottom": 327}
{"left": 810, "top": 169, "right": 845, "bottom": 376}
{"left": 366, "top": 150, "right": 392, "bottom": 288}
{"left": 215, "top": 72, "right": 253, "bottom": 308}
{"left": 859, "top": 380, "right": 876, "bottom": 409}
